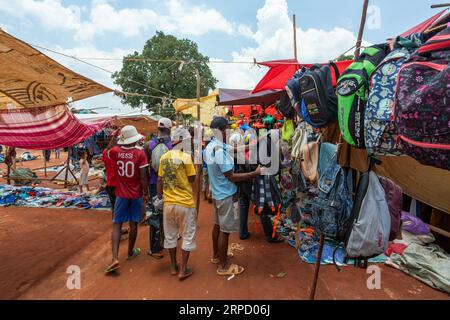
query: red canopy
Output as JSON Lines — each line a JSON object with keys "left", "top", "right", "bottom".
{"left": 401, "top": 9, "right": 448, "bottom": 37}
{"left": 252, "top": 59, "right": 353, "bottom": 94}
{"left": 0, "top": 105, "right": 110, "bottom": 149}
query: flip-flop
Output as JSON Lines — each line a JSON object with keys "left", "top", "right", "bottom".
{"left": 127, "top": 248, "right": 141, "bottom": 261}
{"left": 178, "top": 268, "right": 194, "bottom": 281}
{"left": 230, "top": 243, "right": 244, "bottom": 251}
{"left": 210, "top": 253, "right": 234, "bottom": 264}
{"left": 105, "top": 261, "right": 120, "bottom": 274}
{"left": 217, "top": 264, "right": 245, "bottom": 276}
{"left": 148, "top": 251, "right": 164, "bottom": 260}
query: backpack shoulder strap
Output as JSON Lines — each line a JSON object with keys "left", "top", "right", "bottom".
{"left": 329, "top": 61, "right": 341, "bottom": 81}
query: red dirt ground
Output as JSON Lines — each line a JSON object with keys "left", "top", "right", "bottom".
{"left": 0, "top": 199, "right": 448, "bottom": 300}
{"left": 0, "top": 151, "right": 449, "bottom": 300}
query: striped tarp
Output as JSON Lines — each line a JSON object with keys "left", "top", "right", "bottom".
{"left": 0, "top": 104, "right": 111, "bottom": 149}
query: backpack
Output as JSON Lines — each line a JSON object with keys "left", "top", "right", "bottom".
{"left": 302, "top": 153, "right": 353, "bottom": 240}
{"left": 337, "top": 44, "right": 390, "bottom": 148}
{"left": 146, "top": 138, "right": 170, "bottom": 173}
{"left": 345, "top": 170, "right": 391, "bottom": 260}
{"left": 365, "top": 35, "right": 425, "bottom": 156}
{"left": 276, "top": 91, "right": 295, "bottom": 119}
{"left": 394, "top": 59, "right": 450, "bottom": 170}
{"left": 378, "top": 175, "right": 403, "bottom": 241}
{"left": 298, "top": 63, "right": 340, "bottom": 128}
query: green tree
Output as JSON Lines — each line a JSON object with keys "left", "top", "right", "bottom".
{"left": 336, "top": 54, "right": 354, "bottom": 61}
{"left": 112, "top": 31, "right": 218, "bottom": 118}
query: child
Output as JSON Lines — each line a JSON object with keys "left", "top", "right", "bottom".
{"left": 55, "top": 148, "right": 61, "bottom": 159}
{"left": 79, "top": 151, "right": 90, "bottom": 193}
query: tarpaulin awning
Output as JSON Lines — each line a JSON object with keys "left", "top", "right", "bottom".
{"left": 76, "top": 112, "right": 160, "bottom": 135}
{"left": 400, "top": 9, "right": 448, "bottom": 37}
{"left": 0, "top": 29, "right": 112, "bottom": 109}
{"left": 172, "top": 90, "right": 220, "bottom": 125}
{"left": 251, "top": 59, "right": 353, "bottom": 94}
{"left": 0, "top": 105, "right": 110, "bottom": 149}
{"left": 218, "top": 88, "right": 284, "bottom": 107}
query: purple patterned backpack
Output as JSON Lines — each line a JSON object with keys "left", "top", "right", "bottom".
{"left": 394, "top": 60, "right": 450, "bottom": 170}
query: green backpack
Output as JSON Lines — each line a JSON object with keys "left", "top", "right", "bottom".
{"left": 337, "top": 44, "right": 389, "bottom": 148}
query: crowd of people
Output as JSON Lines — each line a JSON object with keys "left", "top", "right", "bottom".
{"left": 100, "top": 115, "right": 282, "bottom": 280}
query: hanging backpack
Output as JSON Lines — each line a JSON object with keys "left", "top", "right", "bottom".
{"left": 365, "top": 35, "right": 425, "bottom": 156}
{"left": 302, "top": 153, "right": 353, "bottom": 240}
{"left": 337, "top": 44, "right": 390, "bottom": 148}
{"left": 298, "top": 63, "right": 340, "bottom": 128}
{"left": 276, "top": 91, "right": 295, "bottom": 119}
{"left": 378, "top": 175, "right": 403, "bottom": 241}
{"left": 147, "top": 137, "right": 170, "bottom": 173}
{"left": 345, "top": 168, "right": 391, "bottom": 260}
{"left": 393, "top": 59, "right": 450, "bottom": 170}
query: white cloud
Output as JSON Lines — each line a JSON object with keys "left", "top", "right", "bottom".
{"left": 211, "top": 0, "right": 368, "bottom": 90}
{"left": 0, "top": 0, "right": 252, "bottom": 41}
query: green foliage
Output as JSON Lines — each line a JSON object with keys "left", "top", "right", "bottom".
{"left": 336, "top": 54, "right": 355, "bottom": 61}
{"left": 112, "top": 31, "right": 218, "bottom": 119}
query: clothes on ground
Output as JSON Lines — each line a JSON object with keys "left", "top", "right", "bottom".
{"left": 386, "top": 243, "right": 450, "bottom": 294}
{"left": 20, "top": 152, "right": 37, "bottom": 161}
{"left": 163, "top": 204, "right": 197, "bottom": 251}
{"left": 401, "top": 211, "right": 431, "bottom": 235}
{"left": 108, "top": 146, "right": 148, "bottom": 199}
{"left": 113, "top": 197, "right": 143, "bottom": 223}
{"left": 158, "top": 150, "right": 196, "bottom": 208}
{"left": 102, "top": 149, "right": 117, "bottom": 187}
{"left": 214, "top": 196, "right": 239, "bottom": 233}
{"left": 385, "top": 243, "right": 408, "bottom": 257}
{"left": 204, "top": 137, "right": 237, "bottom": 201}
{"left": 9, "top": 168, "right": 40, "bottom": 186}
{"left": 0, "top": 184, "right": 110, "bottom": 209}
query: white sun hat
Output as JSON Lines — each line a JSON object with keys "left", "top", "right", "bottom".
{"left": 118, "top": 125, "right": 144, "bottom": 145}
{"left": 171, "top": 127, "right": 192, "bottom": 145}
{"left": 158, "top": 117, "right": 173, "bottom": 129}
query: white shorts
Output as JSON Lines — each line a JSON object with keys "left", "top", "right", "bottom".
{"left": 163, "top": 205, "right": 197, "bottom": 251}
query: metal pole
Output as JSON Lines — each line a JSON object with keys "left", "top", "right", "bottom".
{"left": 309, "top": 234, "right": 326, "bottom": 300}
{"left": 195, "top": 69, "right": 202, "bottom": 218}
{"left": 64, "top": 148, "right": 71, "bottom": 188}
{"left": 293, "top": 14, "right": 298, "bottom": 60}
{"left": 354, "top": 0, "right": 370, "bottom": 59}
{"left": 44, "top": 150, "right": 47, "bottom": 178}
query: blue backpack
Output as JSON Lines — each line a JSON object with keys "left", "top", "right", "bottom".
{"left": 365, "top": 34, "right": 425, "bottom": 156}
{"left": 302, "top": 154, "right": 353, "bottom": 240}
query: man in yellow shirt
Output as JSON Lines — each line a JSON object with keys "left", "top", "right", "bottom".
{"left": 157, "top": 127, "right": 196, "bottom": 281}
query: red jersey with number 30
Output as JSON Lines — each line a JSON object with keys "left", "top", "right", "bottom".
{"left": 108, "top": 146, "right": 148, "bottom": 199}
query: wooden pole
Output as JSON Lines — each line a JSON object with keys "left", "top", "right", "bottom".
{"left": 64, "top": 148, "right": 71, "bottom": 188}
{"left": 293, "top": 14, "right": 298, "bottom": 60}
{"left": 431, "top": 3, "right": 450, "bottom": 8}
{"left": 354, "top": 0, "right": 370, "bottom": 59}
{"left": 309, "top": 234, "right": 326, "bottom": 300}
{"left": 195, "top": 69, "right": 202, "bottom": 217}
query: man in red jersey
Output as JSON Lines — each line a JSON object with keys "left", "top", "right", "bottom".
{"left": 105, "top": 125, "right": 149, "bottom": 274}
{"left": 102, "top": 130, "right": 129, "bottom": 240}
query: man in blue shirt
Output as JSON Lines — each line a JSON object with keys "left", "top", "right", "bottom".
{"left": 205, "top": 117, "right": 261, "bottom": 277}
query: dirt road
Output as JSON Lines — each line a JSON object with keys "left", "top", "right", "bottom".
{"left": 0, "top": 198, "right": 448, "bottom": 300}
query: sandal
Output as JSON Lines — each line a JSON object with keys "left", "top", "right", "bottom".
{"left": 148, "top": 251, "right": 164, "bottom": 259}
{"left": 105, "top": 261, "right": 120, "bottom": 274}
{"left": 217, "top": 264, "right": 245, "bottom": 276}
{"left": 127, "top": 248, "right": 141, "bottom": 261}
{"left": 210, "top": 252, "right": 234, "bottom": 264}
{"left": 229, "top": 243, "right": 244, "bottom": 251}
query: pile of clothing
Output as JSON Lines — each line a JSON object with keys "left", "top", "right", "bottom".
{"left": 384, "top": 212, "right": 450, "bottom": 293}
{"left": 9, "top": 168, "right": 40, "bottom": 186}
{"left": 0, "top": 184, "right": 110, "bottom": 210}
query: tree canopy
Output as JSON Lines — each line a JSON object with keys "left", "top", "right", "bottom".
{"left": 112, "top": 31, "right": 218, "bottom": 119}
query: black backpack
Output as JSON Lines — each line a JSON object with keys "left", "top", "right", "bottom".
{"left": 276, "top": 91, "right": 295, "bottom": 119}
{"left": 298, "top": 62, "right": 340, "bottom": 128}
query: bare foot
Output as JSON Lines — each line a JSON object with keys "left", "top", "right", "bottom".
{"left": 170, "top": 264, "right": 179, "bottom": 276}
{"left": 178, "top": 268, "right": 193, "bottom": 281}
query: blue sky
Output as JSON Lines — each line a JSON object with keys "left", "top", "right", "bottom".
{"left": 0, "top": 0, "right": 444, "bottom": 113}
